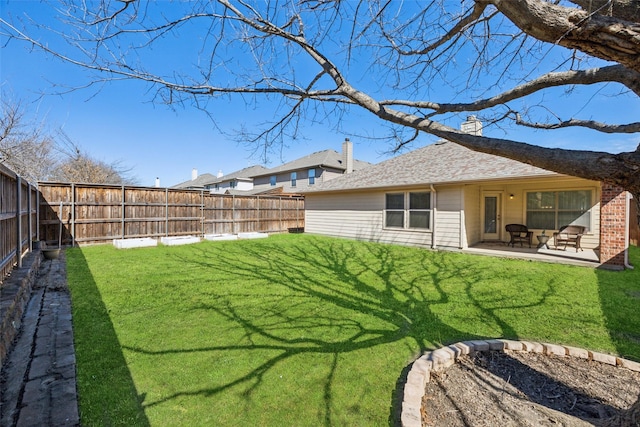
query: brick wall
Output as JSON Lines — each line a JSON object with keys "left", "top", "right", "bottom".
{"left": 600, "top": 183, "right": 628, "bottom": 268}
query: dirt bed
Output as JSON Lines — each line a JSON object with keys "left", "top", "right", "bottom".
{"left": 422, "top": 351, "right": 640, "bottom": 426}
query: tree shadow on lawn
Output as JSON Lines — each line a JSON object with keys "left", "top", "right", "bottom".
{"left": 118, "top": 237, "right": 592, "bottom": 426}
{"left": 66, "top": 248, "right": 151, "bottom": 427}
{"left": 596, "top": 245, "right": 640, "bottom": 362}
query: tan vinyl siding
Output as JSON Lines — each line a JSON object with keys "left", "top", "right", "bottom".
{"left": 253, "top": 167, "right": 348, "bottom": 193}
{"left": 305, "top": 191, "right": 433, "bottom": 248}
{"left": 478, "top": 177, "right": 601, "bottom": 249}
{"left": 434, "top": 186, "right": 462, "bottom": 249}
{"left": 320, "top": 168, "right": 344, "bottom": 183}
{"left": 305, "top": 192, "right": 382, "bottom": 240}
{"left": 463, "top": 185, "right": 481, "bottom": 247}
{"left": 305, "top": 176, "right": 602, "bottom": 251}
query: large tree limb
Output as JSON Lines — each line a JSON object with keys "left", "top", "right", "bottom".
{"left": 488, "top": 0, "right": 640, "bottom": 72}
{"left": 379, "top": 64, "right": 640, "bottom": 113}
{"left": 569, "top": 0, "right": 640, "bottom": 23}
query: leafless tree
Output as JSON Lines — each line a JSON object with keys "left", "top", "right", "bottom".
{"left": 1, "top": 1, "right": 639, "bottom": 197}
{"left": 1, "top": 96, "right": 136, "bottom": 185}
{"left": 2, "top": 1, "right": 639, "bottom": 421}
{"left": 51, "top": 133, "right": 137, "bottom": 185}
{"left": 0, "top": 97, "right": 56, "bottom": 183}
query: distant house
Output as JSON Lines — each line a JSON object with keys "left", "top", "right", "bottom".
{"left": 172, "top": 170, "right": 218, "bottom": 190}
{"left": 249, "top": 139, "right": 371, "bottom": 194}
{"left": 173, "top": 139, "right": 372, "bottom": 195}
{"left": 302, "top": 117, "right": 632, "bottom": 269}
{"left": 206, "top": 165, "right": 270, "bottom": 194}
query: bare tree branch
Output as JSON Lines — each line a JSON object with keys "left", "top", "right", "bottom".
{"left": 1, "top": 0, "right": 639, "bottom": 197}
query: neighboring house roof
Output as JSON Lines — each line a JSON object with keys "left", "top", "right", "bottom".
{"left": 172, "top": 173, "right": 218, "bottom": 189}
{"left": 209, "top": 165, "right": 270, "bottom": 184}
{"left": 251, "top": 149, "right": 371, "bottom": 177}
{"left": 303, "top": 141, "right": 560, "bottom": 193}
{"left": 171, "top": 166, "right": 269, "bottom": 189}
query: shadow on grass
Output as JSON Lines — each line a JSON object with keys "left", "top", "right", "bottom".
{"left": 596, "top": 245, "right": 640, "bottom": 362}
{"left": 69, "top": 235, "right": 626, "bottom": 426}
{"left": 65, "top": 247, "right": 150, "bottom": 427}
{"left": 124, "top": 236, "right": 570, "bottom": 426}
{"left": 594, "top": 245, "right": 640, "bottom": 423}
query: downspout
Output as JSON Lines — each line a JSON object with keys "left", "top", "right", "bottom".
{"left": 625, "top": 191, "right": 634, "bottom": 269}
{"left": 430, "top": 184, "right": 437, "bottom": 249}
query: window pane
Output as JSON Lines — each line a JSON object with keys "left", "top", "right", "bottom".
{"left": 558, "top": 190, "right": 591, "bottom": 211}
{"left": 558, "top": 211, "right": 590, "bottom": 229}
{"left": 386, "top": 193, "right": 404, "bottom": 209}
{"left": 410, "top": 192, "right": 430, "bottom": 209}
{"left": 291, "top": 172, "right": 297, "bottom": 187}
{"left": 484, "top": 196, "right": 497, "bottom": 233}
{"left": 386, "top": 211, "right": 404, "bottom": 228}
{"left": 270, "top": 175, "right": 276, "bottom": 186}
{"left": 409, "top": 211, "right": 430, "bottom": 229}
{"left": 527, "top": 192, "right": 555, "bottom": 210}
{"left": 308, "top": 168, "right": 315, "bottom": 185}
{"left": 527, "top": 211, "right": 555, "bottom": 229}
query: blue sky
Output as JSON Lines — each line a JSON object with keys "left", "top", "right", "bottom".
{"left": 2, "top": 1, "right": 639, "bottom": 187}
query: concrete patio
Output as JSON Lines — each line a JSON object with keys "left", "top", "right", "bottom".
{"left": 464, "top": 241, "right": 600, "bottom": 268}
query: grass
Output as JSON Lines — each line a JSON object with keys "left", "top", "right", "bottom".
{"left": 65, "top": 234, "right": 640, "bottom": 426}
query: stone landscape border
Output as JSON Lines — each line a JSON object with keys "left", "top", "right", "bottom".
{"left": 0, "top": 250, "right": 40, "bottom": 366}
{"left": 400, "top": 339, "right": 640, "bottom": 427}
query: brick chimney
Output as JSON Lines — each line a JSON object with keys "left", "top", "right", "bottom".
{"left": 461, "top": 115, "right": 482, "bottom": 136}
{"left": 342, "top": 138, "right": 353, "bottom": 174}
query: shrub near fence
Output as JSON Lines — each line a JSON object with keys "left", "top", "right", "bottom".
{"left": 38, "top": 182, "right": 304, "bottom": 246}
{"left": 0, "top": 163, "right": 38, "bottom": 284}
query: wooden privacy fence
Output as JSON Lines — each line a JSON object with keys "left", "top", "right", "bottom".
{"left": 38, "top": 182, "right": 304, "bottom": 245}
{"left": 0, "top": 163, "right": 38, "bottom": 283}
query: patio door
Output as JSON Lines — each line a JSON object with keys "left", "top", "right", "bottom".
{"left": 482, "top": 192, "right": 502, "bottom": 241}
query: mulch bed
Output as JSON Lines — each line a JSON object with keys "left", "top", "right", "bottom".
{"left": 422, "top": 350, "right": 640, "bottom": 426}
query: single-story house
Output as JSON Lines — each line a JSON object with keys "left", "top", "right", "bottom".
{"left": 302, "top": 137, "right": 632, "bottom": 269}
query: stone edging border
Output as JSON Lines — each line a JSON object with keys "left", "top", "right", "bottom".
{"left": 0, "top": 250, "right": 41, "bottom": 367}
{"left": 400, "top": 339, "right": 640, "bottom": 427}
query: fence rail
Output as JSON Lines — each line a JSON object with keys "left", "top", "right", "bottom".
{"left": 38, "top": 182, "right": 304, "bottom": 246}
{"left": 0, "top": 163, "right": 38, "bottom": 283}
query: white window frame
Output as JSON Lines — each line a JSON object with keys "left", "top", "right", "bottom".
{"left": 525, "top": 189, "right": 594, "bottom": 232}
{"left": 384, "top": 191, "right": 432, "bottom": 231}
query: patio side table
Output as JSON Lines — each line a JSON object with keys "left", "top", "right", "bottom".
{"left": 537, "top": 234, "right": 550, "bottom": 249}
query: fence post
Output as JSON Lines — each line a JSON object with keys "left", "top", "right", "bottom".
{"left": 121, "top": 185, "right": 126, "bottom": 239}
{"left": 16, "top": 176, "right": 22, "bottom": 268}
{"left": 165, "top": 188, "right": 169, "bottom": 237}
{"left": 279, "top": 197, "right": 283, "bottom": 233}
{"left": 71, "top": 183, "right": 76, "bottom": 246}
{"left": 200, "top": 190, "right": 205, "bottom": 237}
{"left": 27, "top": 183, "right": 33, "bottom": 251}
{"left": 256, "top": 196, "right": 260, "bottom": 233}
{"left": 36, "top": 187, "right": 40, "bottom": 242}
{"left": 232, "top": 195, "right": 236, "bottom": 235}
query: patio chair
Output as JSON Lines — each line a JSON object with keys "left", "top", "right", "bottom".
{"left": 553, "top": 225, "right": 586, "bottom": 252}
{"left": 505, "top": 224, "right": 533, "bottom": 248}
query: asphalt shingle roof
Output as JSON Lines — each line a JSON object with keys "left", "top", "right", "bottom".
{"left": 172, "top": 173, "right": 218, "bottom": 189}
{"left": 252, "top": 149, "right": 371, "bottom": 177}
{"left": 209, "top": 165, "right": 270, "bottom": 183}
{"left": 303, "top": 141, "right": 559, "bottom": 193}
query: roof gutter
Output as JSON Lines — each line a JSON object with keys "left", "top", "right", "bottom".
{"left": 430, "top": 184, "right": 437, "bottom": 249}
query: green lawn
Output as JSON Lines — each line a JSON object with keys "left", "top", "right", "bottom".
{"left": 65, "top": 234, "right": 640, "bottom": 426}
